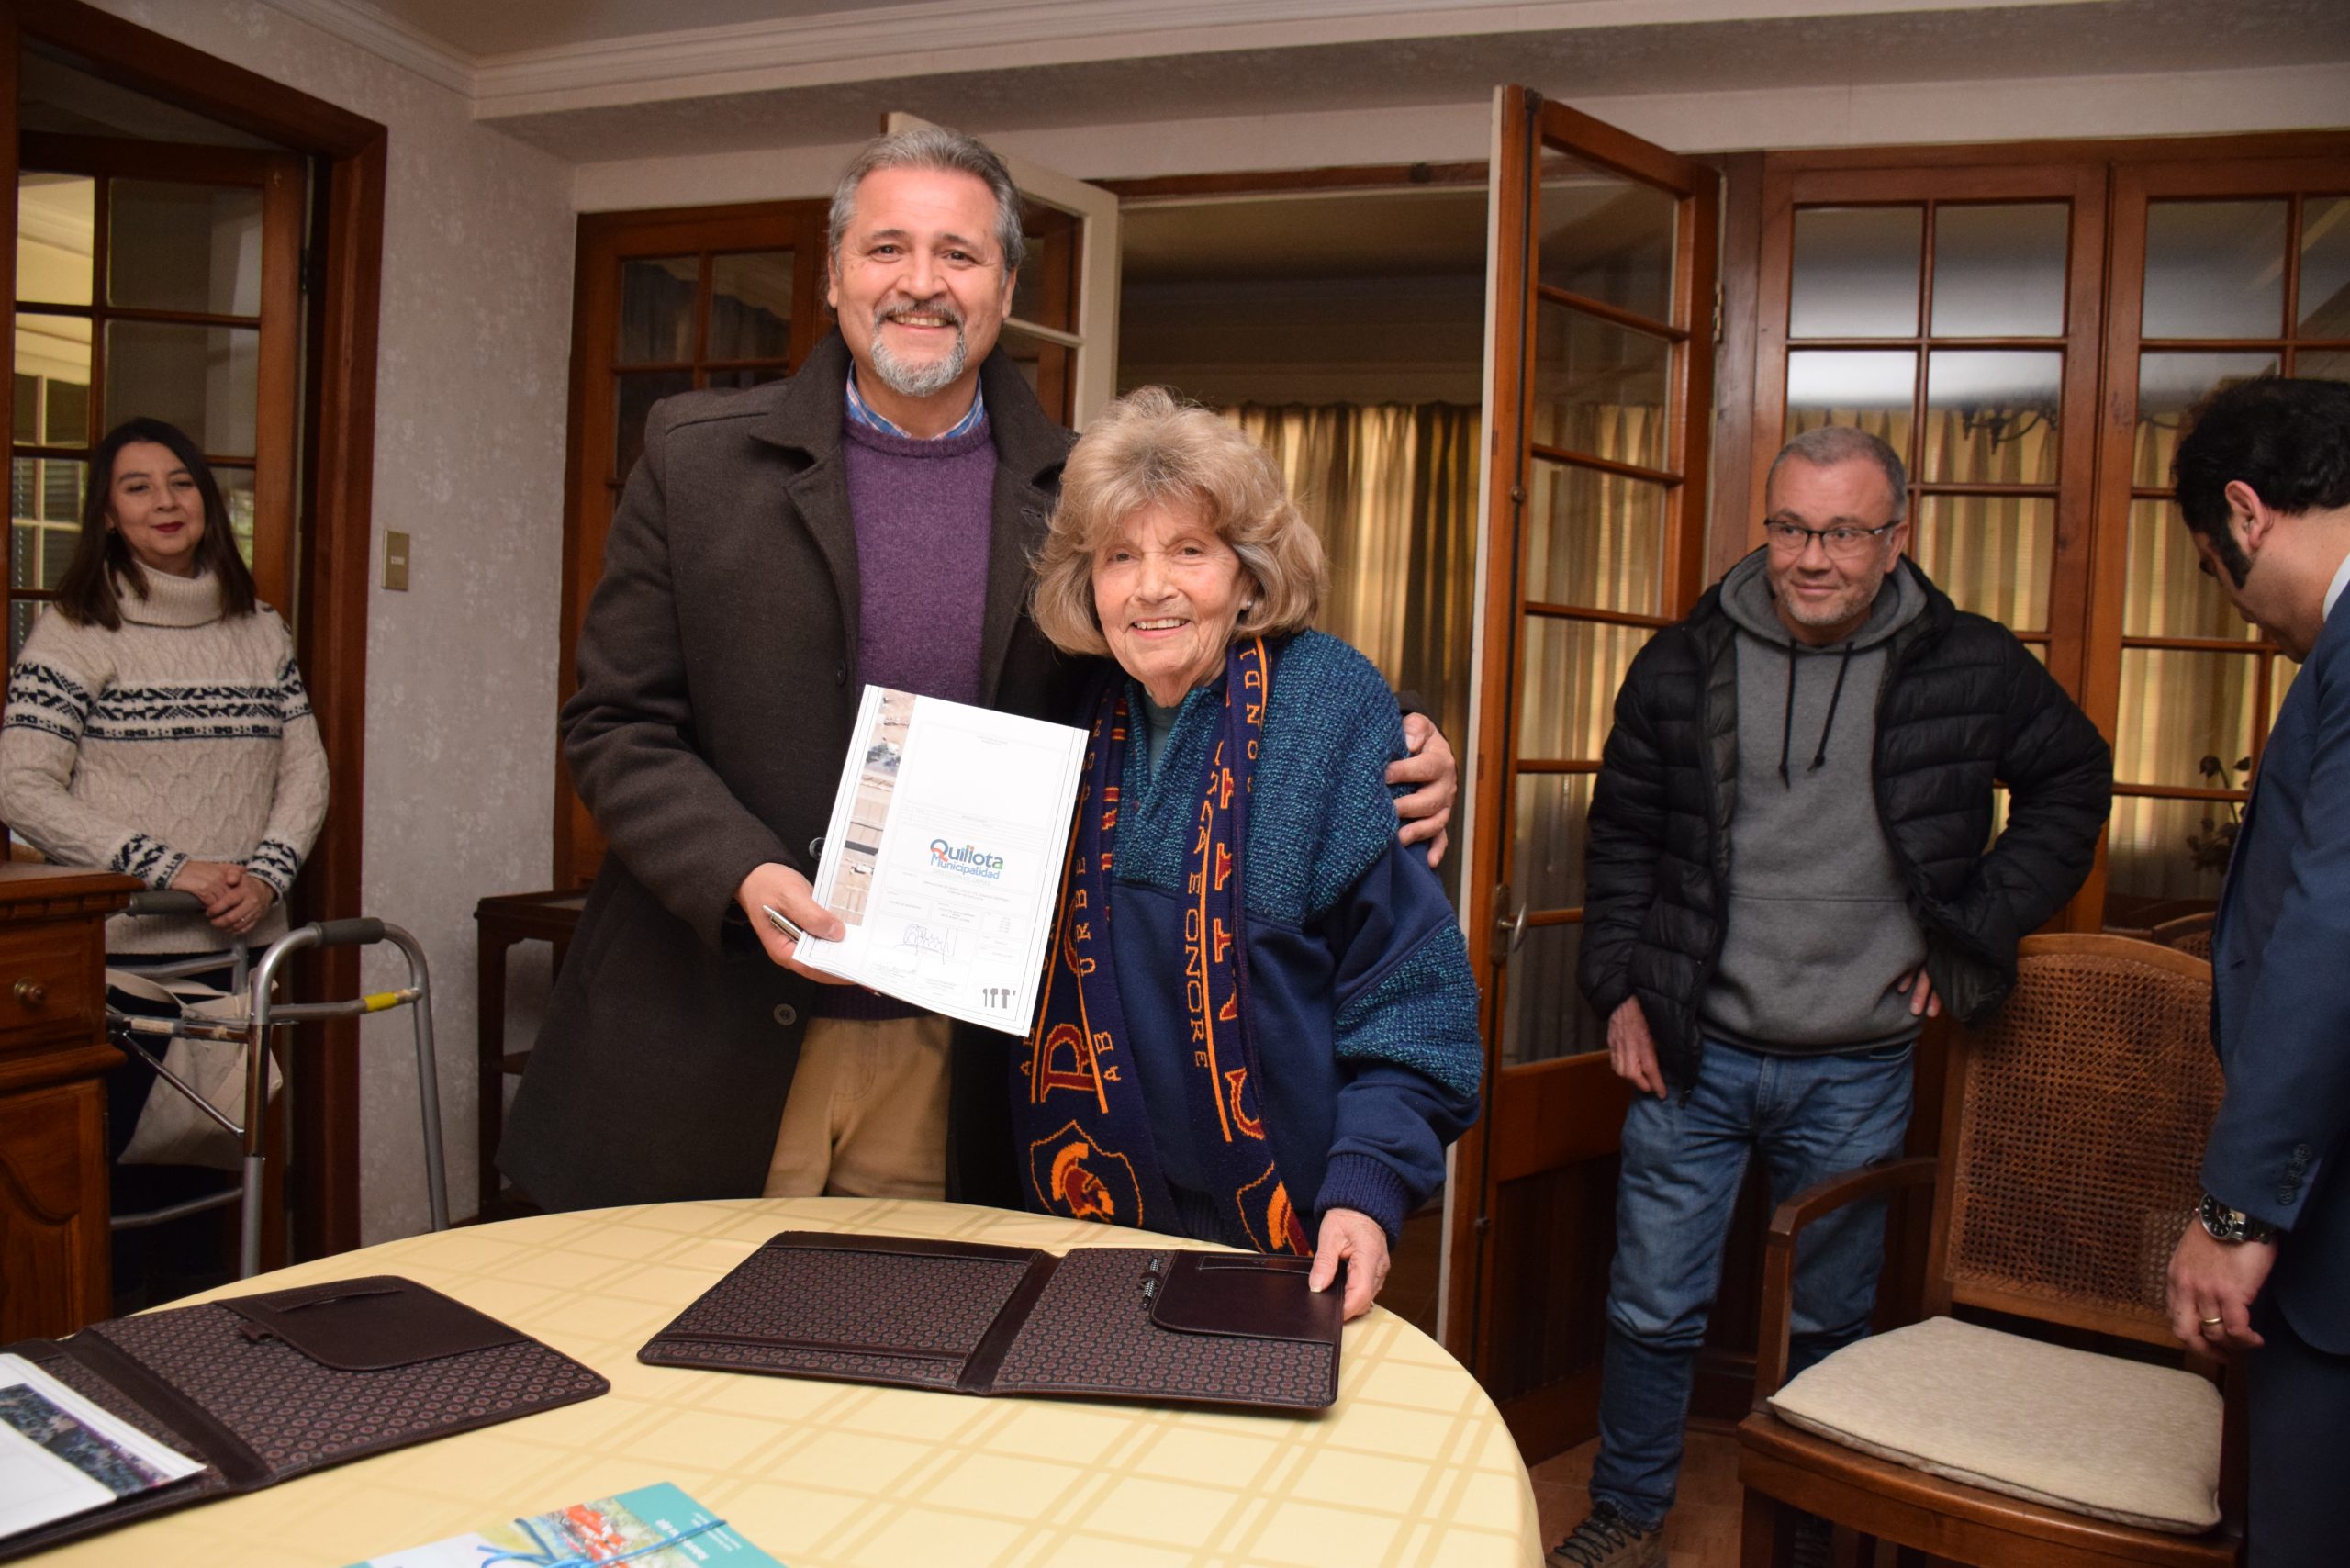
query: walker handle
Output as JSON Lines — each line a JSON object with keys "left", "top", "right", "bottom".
{"left": 126, "top": 890, "right": 207, "bottom": 918}
{"left": 310, "top": 917, "right": 386, "bottom": 947}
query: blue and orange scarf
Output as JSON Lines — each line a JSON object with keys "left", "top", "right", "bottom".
{"left": 1014, "top": 636, "right": 1313, "bottom": 1253}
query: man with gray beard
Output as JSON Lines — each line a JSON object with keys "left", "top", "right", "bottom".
{"left": 502, "top": 127, "right": 1458, "bottom": 1213}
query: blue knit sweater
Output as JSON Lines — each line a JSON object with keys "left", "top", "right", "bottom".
{"left": 1106, "top": 631, "right": 1483, "bottom": 1242}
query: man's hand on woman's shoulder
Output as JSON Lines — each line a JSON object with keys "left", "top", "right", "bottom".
{"left": 1390, "top": 712, "right": 1457, "bottom": 868}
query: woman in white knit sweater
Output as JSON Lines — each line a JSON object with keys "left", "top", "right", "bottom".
{"left": 0, "top": 417, "right": 329, "bottom": 958}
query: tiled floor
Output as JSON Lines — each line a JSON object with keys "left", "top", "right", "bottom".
{"left": 1528, "top": 1426, "right": 1744, "bottom": 1566}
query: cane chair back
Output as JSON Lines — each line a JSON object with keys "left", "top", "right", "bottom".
{"left": 2150, "top": 912, "right": 2215, "bottom": 963}
{"left": 1926, "top": 934, "right": 2222, "bottom": 1348}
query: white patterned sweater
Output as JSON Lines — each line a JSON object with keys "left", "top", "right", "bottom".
{"left": 0, "top": 569, "right": 329, "bottom": 954}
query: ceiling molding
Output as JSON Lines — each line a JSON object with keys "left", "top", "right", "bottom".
{"left": 464, "top": 0, "right": 2066, "bottom": 118}
{"left": 259, "top": 0, "right": 476, "bottom": 98}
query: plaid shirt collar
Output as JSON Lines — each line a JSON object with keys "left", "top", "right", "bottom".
{"left": 844, "top": 364, "right": 985, "bottom": 441}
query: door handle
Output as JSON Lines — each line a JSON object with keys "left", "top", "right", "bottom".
{"left": 1492, "top": 885, "right": 1528, "bottom": 962}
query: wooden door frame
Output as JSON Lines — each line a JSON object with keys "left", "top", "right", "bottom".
{"left": 1445, "top": 90, "right": 1719, "bottom": 1445}
{"left": 1745, "top": 158, "right": 2108, "bottom": 706}
{"left": 2085, "top": 150, "right": 2349, "bottom": 927}
{"left": 555, "top": 201, "right": 827, "bottom": 889}
{"left": 5, "top": 0, "right": 386, "bottom": 1257}
{"left": 13, "top": 129, "right": 306, "bottom": 613}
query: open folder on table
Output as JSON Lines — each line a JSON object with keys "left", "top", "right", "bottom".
{"left": 792, "top": 685, "right": 1087, "bottom": 1035}
{"left": 638, "top": 1231, "right": 1345, "bottom": 1412}
{"left": 0, "top": 1276, "right": 607, "bottom": 1561}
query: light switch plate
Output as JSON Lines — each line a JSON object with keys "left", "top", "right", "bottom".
{"left": 384, "top": 530, "right": 410, "bottom": 591}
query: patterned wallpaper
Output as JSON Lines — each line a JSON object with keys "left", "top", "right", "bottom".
{"left": 89, "top": 1, "right": 576, "bottom": 1241}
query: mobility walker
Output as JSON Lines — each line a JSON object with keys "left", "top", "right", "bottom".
{"left": 106, "top": 889, "right": 450, "bottom": 1278}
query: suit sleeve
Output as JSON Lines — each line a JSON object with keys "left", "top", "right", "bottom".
{"left": 562, "top": 406, "right": 792, "bottom": 948}
{"left": 2202, "top": 653, "right": 2350, "bottom": 1232}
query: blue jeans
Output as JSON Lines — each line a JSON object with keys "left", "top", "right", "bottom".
{"left": 1589, "top": 1038, "right": 1915, "bottom": 1531}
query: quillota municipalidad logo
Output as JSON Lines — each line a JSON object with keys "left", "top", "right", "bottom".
{"left": 929, "top": 839, "right": 1006, "bottom": 879}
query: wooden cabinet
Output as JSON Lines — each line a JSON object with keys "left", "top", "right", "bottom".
{"left": 0, "top": 865, "right": 138, "bottom": 1338}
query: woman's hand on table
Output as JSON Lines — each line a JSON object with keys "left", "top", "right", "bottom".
{"left": 1309, "top": 1206, "right": 1392, "bottom": 1321}
{"left": 1389, "top": 714, "right": 1456, "bottom": 868}
{"left": 735, "top": 862, "right": 852, "bottom": 983}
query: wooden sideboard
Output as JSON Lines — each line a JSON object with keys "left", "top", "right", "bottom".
{"left": 0, "top": 865, "right": 139, "bottom": 1339}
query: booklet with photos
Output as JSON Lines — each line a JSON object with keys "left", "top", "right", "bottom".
{"left": 0, "top": 1353, "right": 203, "bottom": 1540}
{"left": 794, "top": 685, "right": 1086, "bottom": 1034}
{"left": 350, "top": 1481, "right": 781, "bottom": 1567}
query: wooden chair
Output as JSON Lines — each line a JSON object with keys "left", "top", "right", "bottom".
{"left": 1737, "top": 935, "right": 2240, "bottom": 1567}
{"left": 2149, "top": 912, "right": 2215, "bottom": 963}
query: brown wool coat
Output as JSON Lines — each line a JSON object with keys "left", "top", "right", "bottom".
{"left": 499, "top": 332, "right": 1081, "bottom": 1213}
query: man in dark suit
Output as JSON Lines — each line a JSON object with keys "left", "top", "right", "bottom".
{"left": 2165, "top": 375, "right": 2350, "bottom": 1568}
{"left": 503, "top": 126, "right": 1456, "bottom": 1215}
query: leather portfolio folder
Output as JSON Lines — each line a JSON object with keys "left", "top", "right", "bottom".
{"left": 0, "top": 1275, "right": 608, "bottom": 1560}
{"left": 638, "top": 1231, "right": 1344, "bottom": 1412}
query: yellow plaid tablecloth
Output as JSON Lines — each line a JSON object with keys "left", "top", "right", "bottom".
{"left": 39, "top": 1197, "right": 1539, "bottom": 1567}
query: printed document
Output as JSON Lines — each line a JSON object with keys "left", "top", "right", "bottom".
{"left": 0, "top": 1352, "right": 204, "bottom": 1540}
{"left": 797, "top": 686, "right": 1087, "bottom": 1034}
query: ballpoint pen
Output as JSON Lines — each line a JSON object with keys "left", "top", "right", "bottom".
{"left": 759, "top": 903, "right": 809, "bottom": 945}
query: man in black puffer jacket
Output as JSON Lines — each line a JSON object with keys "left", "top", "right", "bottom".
{"left": 1547, "top": 426, "right": 2111, "bottom": 1568}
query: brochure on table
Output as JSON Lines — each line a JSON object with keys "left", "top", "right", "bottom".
{"left": 350, "top": 1481, "right": 781, "bottom": 1566}
{"left": 796, "top": 685, "right": 1086, "bottom": 1035}
{"left": 0, "top": 1352, "right": 204, "bottom": 1541}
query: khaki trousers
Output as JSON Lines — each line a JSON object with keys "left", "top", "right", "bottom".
{"left": 762, "top": 1013, "right": 951, "bottom": 1199}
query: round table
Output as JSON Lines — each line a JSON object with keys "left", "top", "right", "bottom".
{"left": 40, "top": 1198, "right": 1540, "bottom": 1567}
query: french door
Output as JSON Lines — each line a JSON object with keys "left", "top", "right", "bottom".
{"left": 10, "top": 132, "right": 304, "bottom": 650}
{"left": 1446, "top": 88, "right": 1718, "bottom": 1461}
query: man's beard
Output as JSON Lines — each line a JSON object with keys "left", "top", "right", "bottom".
{"left": 867, "top": 298, "right": 968, "bottom": 399}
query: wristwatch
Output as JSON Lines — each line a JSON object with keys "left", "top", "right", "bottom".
{"left": 2199, "top": 1192, "right": 2279, "bottom": 1245}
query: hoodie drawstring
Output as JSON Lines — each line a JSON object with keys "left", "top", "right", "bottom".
{"left": 1812, "top": 644, "right": 1856, "bottom": 773}
{"left": 1779, "top": 640, "right": 1859, "bottom": 788}
{"left": 1777, "top": 645, "right": 1798, "bottom": 787}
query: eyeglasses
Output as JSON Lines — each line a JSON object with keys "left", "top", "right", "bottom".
{"left": 1762, "top": 518, "right": 1900, "bottom": 560}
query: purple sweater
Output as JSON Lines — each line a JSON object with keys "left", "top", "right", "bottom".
{"left": 821, "top": 411, "right": 999, "bottom": 1022}
{"left": 841, "top": 413, "right": 996, "bottom": 705}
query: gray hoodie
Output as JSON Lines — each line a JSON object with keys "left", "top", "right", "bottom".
{"left": 1698, "top": 553, "right": 1930, "bottom": 1054}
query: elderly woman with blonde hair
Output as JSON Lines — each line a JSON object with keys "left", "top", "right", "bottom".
{"left": 1019, "top": 386, "right": 1482, "bottom": 1319}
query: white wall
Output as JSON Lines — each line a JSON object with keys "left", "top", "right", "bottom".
{"left": 87, "top": 1, "right": 576, "bottom": 1243}
{"left": 570, "top": 60, "right": 2350, "bottom": 211}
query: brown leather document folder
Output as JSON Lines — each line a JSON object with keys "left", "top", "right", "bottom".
{"left": 0, "top": 1275, "right": 608, "bottom": 1561}
{"left": 637, "top": 1231, "right": 1345, "bottom": 1412}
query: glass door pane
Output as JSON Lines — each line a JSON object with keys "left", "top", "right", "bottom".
{"left": 1539, "top": 152, "right": 1676, "bottom": 320}
{"left": 1789, "top": 207, "right": 1919, "bottom": 338}
{"left": 1930, "top": 204, "right": 2068, "bottom": 337}
{"left": 104, "top": 321, "right": 261, "bottom": 455}
{"left": 17, "top": 174, "right": 93, "bottom": 306}
{"left": 706, "top": 251, "right": 792, "bottom": 361}
{"left": 107, "top": 181, "right": 263, "bottom": 315}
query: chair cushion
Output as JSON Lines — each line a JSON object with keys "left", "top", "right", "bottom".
{"left": 1766, "top": 1316, "right": 2221, "bottom": 1534}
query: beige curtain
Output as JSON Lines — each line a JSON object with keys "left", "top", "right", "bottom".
{"left": 1223, "top": 403, "right": 1481, "bottom": 747}
{"left": 2108, "top": 417, "right": 2266, "bottom": 907}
